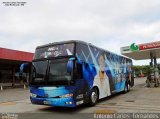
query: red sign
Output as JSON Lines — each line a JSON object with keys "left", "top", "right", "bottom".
{"left": 139, "top": 41, "right": 160, "bottom": 50}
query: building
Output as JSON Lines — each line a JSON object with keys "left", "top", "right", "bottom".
{"left": 0, "top": 47, "right": 34, "bottom": 90}
{"left": 121, "top": 41, "right": 160, "bottom": 87}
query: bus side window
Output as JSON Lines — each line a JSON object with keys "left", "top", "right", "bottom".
{"left": 75, "top": 63, "right": 83, "bottom": 79}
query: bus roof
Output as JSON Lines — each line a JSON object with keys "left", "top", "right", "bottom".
{"left": 36, "top": 40, "right": 132, "bottom": 61}
{"left": 36, "top": 40, "right": 85, "bottom": 49}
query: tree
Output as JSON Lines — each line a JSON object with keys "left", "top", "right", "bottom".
{"left": 133, "top": 65, "right": 150, "bottom": 77}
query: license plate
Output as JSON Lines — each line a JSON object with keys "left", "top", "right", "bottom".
{"left": 43, "top": 101, "right": 50, "bottom": 105}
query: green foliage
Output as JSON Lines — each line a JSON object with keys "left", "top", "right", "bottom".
{"left": 133, "top": 64, "right": 160, "bottom": 77}
{"left": 133, "top": 65, "right": 150, "bottom": 77}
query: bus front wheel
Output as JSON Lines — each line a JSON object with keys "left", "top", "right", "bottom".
{"left": 89, "top": 88, "right": 98, "bottom": 106}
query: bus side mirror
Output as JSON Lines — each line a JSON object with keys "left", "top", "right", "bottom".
{"left": 67, "top": 59, "right": 74, "bottom": 74}
{"left": 19, "top": 63, "right": 30, "bottom": 76}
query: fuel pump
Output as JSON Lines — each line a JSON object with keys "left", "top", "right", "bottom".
{"left": 146, "top": 52, "right": 159, "bottom": 87}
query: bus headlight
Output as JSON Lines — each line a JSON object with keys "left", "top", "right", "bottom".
{"left": 30, "top": 93, "right": 37, "bottom": 98}
{"left": 59, "top": 93, "right": 73, "bottom": 98}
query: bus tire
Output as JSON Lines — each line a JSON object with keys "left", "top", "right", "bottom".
{"left": 128, "top": 81, "right": 130, "bottom": 91}
{"left": 123, "top": 82, "right": 129, "bottom": 93}
{"left": 89, "top": 88, "right": 98, "bottom": 106}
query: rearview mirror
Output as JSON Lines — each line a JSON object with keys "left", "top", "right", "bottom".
{"left": 20, "top": 63, "right": 31, "bottom": 76}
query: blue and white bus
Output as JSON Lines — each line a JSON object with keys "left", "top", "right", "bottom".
{"left": 30, "top": 40, "right": 134, "bottom": 107}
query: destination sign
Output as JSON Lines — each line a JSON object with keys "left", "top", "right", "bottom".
{"left": 34, "top": 43, "right": 74, "bottom": 59}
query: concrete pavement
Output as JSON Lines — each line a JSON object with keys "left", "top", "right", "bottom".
{"left": 0, "top": 88, "right": 30, "bottom": 103}
{"left": 0, "top": 77, "right": 160, "bottom": 119}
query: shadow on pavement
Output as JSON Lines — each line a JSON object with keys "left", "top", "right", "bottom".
{"left": 38, "top": 104, "right": 91, "bottom": 113}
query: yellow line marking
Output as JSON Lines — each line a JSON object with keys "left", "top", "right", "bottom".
{"left": 94, "top": 109, "right": 117, "bottom": 114}
{"left": 0, "top": 102, "right": 16, "bottom": 106}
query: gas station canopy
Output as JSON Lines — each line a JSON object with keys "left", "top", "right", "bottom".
{"left": 120, "top": 41, "right": 160, "bottom": 60}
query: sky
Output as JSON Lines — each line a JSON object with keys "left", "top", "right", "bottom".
{"left": 0, "top": 0, "right": 160, "bottom": 65}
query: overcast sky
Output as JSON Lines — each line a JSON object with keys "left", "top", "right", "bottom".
{"left": 1, "top": 0, "right": 160, "bottom": 65}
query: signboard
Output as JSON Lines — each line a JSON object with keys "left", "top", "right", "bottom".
{"left": 121, "top": 43, "right": 139, "bottom": 54}
{"left": 34, "top": 43, "right": 75, "bottom": 59}
{"left": 121, "top": 41, "right": 160, "bottom": 54}
{"left": 120, "top": 41, "right": 160, "bottom": 60}
{"left": 139, "top": 41, "right": 160, "bottom": 50}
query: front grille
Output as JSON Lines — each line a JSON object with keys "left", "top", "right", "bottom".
{"left": 36, "top": 95, "right": 60, "bottom": 98}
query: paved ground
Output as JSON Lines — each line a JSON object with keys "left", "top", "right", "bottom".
{"left": 0, "top": 88, "right": 29, "bottom": 103}
{"left": 0, "top": 77, "right": 160, "bottom": 119}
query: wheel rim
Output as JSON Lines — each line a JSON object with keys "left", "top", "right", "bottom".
{"left": 128, "top": 84, "right": 130, "bottom": 91}
{"left": 125, "top": 84, "right": 128, "bottom": 92}
{"left": 91, "top": 91, "right": 97, "bottom": 103}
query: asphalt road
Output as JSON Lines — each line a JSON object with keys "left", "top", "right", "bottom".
{"left": 1, "top": 77, "right": 160, "bottom": 119}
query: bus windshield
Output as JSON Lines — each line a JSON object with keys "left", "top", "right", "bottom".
{"left": 49, "top": 60, "right": 71, "bottom": 82}
{"left": 31, "top": 59, "right": 72, "bottom": 85}
{"left": 32, "top": 60, "right": 48, "bottom": 81}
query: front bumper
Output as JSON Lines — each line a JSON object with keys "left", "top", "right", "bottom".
{"left": 30, "top": 96, "right": 76, "bottom": 107}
